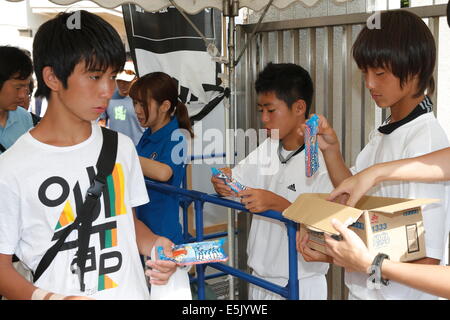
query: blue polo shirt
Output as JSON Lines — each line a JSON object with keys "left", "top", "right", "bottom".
{"left": 0, "top": 107, "right": 33, "bottom": 154}
{"left": 135, "top": 117, "right": 188, "bottom": 244}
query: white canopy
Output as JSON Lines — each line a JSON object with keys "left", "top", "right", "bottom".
{"left": 8, "top": 0, "right": 351, "bottom": 14}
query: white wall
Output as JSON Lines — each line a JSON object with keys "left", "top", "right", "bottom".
{"left": 0, "top": 0, "right": 125, "bottom": 52}
{"left": 0, "top": 0, "right": 35, "bottom": 51}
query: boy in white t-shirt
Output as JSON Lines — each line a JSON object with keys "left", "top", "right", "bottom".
{"left": 0, "top": 11, "right": 176, "bottom": 300}
{"left": 298, "top": 10, "right": 449, "bottom": 300}
{"left": 212, "top": 63, "right": 333, "bottom": 300}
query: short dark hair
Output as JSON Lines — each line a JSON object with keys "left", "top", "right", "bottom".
{"left": 33, "top": 10, "right": 126, "bottom": 99}
{"left": 255, "top": 63, "right": 314, "bottom": 117}
{"left": 352, "top": 10, "right": 435, "bottom": 98}
{"left": 0, "top": 46, "right": 33, "bottom": 90}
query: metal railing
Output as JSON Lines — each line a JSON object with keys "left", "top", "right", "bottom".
{"left": 145, "top": 179, "right": 300, "bottom": 300}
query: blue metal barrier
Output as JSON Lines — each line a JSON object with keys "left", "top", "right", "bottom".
{"left": 145, "top": 180, "right": 300, "bottom": 300}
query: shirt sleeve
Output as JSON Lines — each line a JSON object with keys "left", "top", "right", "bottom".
{"left": 155, "top": 132, "right": 187, "bottom": 184}
{"left": 123, "top": 136, "right": 149, "bottom": 208}
{"left": 0, "top": 180, "right": 21, "bottom": 255}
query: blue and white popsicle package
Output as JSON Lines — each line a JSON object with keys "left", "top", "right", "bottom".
{"left": 305, "top": 114, "right": 320, "bottom": 177}
{"left": 157, "top": 239, "right": 228, "bottom": 266}
{"left": 211, "top": 167, "right": 247, "bottom": 193}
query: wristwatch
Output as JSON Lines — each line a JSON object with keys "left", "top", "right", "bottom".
{"left": 369, "top": 253, "right": 390, "bottom": 286}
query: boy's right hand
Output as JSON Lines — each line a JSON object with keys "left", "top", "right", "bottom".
{"left": 299, "top": 114, "right": 340, "bottom": 154}
{"left": 327, "top": 166, "right": 378, "bottom": 207}
{"left": 210, "top": 167, "right": 237, "bottom": 197}
{"left": 325, "top": 219, "right": 374, "bottom": 273}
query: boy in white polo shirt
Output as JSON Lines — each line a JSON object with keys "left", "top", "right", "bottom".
{"left": 212, "top": 63, "right": 332, "bottom": 300}
{"left": 298, "top": 10, "right": 449, "bottom": 300}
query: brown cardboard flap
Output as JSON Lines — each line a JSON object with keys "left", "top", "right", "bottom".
{"left": 282, "top": 193, "right": 363, "bottom": 234}
{"left": 353, "top": 195, "right": 411, "bottom": 210}
{"left": 369, "top": 198, "right": 440, "bottom": 214}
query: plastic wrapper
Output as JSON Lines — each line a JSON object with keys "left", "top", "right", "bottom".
{"left": 148, "top": 247, "right": 192, "bottom": 300}
{"left": 157, "top": 239, "right": 228, "bottom": 265}
{"left": 211, "top": 167, "right": 247, "bottom": 193}
{"left": 305, "top": 114, "right": 320, "bottom": 177}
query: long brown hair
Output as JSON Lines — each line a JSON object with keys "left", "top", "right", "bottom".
{"left": 129, "top": 72, "right": 194, "bottom": 137}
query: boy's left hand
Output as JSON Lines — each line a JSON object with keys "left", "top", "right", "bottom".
{"left": 145, "top": 236, "right": 177, "bottom": 285}
{"left": 297, "top": 231, "right": 332, "bottom": 263}
{"left": 238, "top": 188, "right": 278, "bottom": 213}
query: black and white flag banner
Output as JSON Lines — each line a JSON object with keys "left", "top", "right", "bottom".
{"left": 122, "top": 4, "right": 224, "bottom": 121}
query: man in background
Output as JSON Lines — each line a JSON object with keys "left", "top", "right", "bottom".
{"left": 0, "top": 46, "right": 33, "bottom": 154}
{"left": 99, "top": 59, "right": 144, "bottom": 145}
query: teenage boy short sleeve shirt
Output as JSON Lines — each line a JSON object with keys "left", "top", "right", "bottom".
{"left": 347, "top": 112, "right": 450, "bottom": 300}
{"left": 0, "top": 123, "right": 150, "bottom": 299}
{"left": 232, "top": 138, "right": 332, "bottom": 283}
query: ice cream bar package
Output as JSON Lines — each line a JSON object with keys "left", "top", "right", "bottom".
{"left": 305, "top": 114, "right": 319, "bottom": 177}
{"left": 157, "top": 239, "right": 228, "bottom": 265}
{"left": 211, "top": 167, "right": 247, "bottom": 193}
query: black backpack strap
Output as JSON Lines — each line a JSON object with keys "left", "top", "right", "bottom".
{"left": 75, "top": 127, "right": 117, "bottom": 291}
{"left": 0, "top": 143, "right": 6, "bottom": 153}
{"left": 33, "top": 127, "right": 118, "bottom": 291}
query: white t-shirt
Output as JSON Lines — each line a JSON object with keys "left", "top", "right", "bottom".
{"left": 232, "top": 138, "right": 332, "bottom": 284}
{"left": 346, "top": 112, "right": 450, "bottom": 300}
{"left": 0, "top": 123, "right": 150, "bottom": 299}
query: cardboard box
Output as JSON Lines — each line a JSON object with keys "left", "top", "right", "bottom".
{"left": 282, "top": 193, "right": 439, "bottom": 262}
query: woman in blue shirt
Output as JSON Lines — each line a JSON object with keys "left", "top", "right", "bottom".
{"left": 129, "top": 72, "right": 194, "bottom": 244}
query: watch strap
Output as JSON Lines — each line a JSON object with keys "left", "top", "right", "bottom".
{"left": 370, "top": 253, "right": 390, "bottom": 286}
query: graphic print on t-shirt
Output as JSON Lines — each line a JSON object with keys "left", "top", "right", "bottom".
{"left": 55, "top": 200, "right": 76, "bottom": 230}
{"left": 39, "top": 163, "right": 126, "bottom": 294}
{"left": 114, "top": 106, "right": 127, "bottom": 121}
{"left": 104, "top": 164, "right": 126, "bottom": 218}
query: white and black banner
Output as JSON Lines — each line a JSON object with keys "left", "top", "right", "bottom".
{"left": 122, "top": 4, "right": 225, "bottom": 121}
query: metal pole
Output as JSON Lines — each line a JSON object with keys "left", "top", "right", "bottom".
{"left": 228, "top": 12, "right": 237, "bottom": 304}
{"left": 286, "top": 221, "right": 299, "bottom": 299}
{"left": 224, "top": 0, "right": 239, "bottom": 300}
{"left": 194, "top": 199, "right": 206, "bottom": 300}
